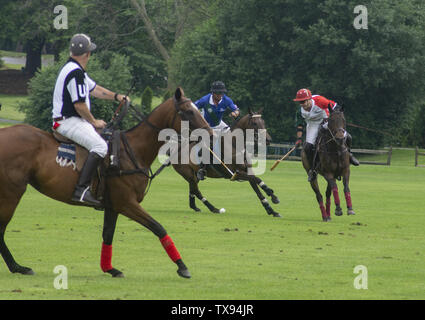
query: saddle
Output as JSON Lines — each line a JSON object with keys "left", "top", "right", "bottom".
{"left": 53, "top": 128, "right": 122, "bottom": 204}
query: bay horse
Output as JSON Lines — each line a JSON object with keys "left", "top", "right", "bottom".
{"left": 302, "top": 107, "right": 355, "bottom": 221}
{"left": 0, "top": 87, "right": 212, "bottom": 278}
{"left": 171, "top": 109, "right": 281, "bottom": 217}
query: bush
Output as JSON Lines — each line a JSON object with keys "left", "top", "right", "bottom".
{"left": 162, "top": 90, "right": 172, "bottom": 102}
{"left": 19, "top": 51, "right": 133, "bottom": 131}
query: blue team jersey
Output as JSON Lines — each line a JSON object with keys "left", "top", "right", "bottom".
{"left": 194, "top": 94, "right": 238, "bottom": 127}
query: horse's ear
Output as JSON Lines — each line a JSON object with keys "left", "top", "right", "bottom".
{"left": 328, "top": 103, "right": 333, "bottom": 114}
{"left": 175, "top": 87, "right": 184, "bottom": 100}
{"left": 258, "top": 107, "right": 264, "bottom": 114}
{"left": 248, "top": 107, "right": 253, "bottom": 115}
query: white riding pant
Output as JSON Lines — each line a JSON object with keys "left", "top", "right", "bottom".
{"left": 53, "top": 116, "right": 108, "bottom": 158}
{"left": 305, "top": 120, "right": 322, "bottom": 145}
{"left": 211, "top": 121, "right": 230, "bottom": 156}
{"left": 307, "top": 121, "right": 347, "bottom": 145}
{"left": 193, "top": 121, "right": 230, "bottom": 164}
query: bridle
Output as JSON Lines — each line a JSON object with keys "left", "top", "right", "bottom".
{"left": 321, "top": 113, "right": 348, "bottom": 153}
{"left": 142, "top": 97, "right": 210, "bottom": 133}
{"left": 169, "top": 98, "right": 210, "bottom": 132}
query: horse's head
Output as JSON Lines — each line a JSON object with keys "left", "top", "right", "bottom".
{"left": 235, "top": 107, "right": 272, "bottom": 145}
{"left": 172, "top": 87, "right": 213, "bottom": 135}
{"left": 327, "top": 107, "right": 346, "bottom": 146}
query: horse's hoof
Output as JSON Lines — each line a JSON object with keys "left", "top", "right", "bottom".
{"left": 106, "top": 268, "right": 124, "bottom": 278}
{"left": 192, "top": 207, "right": 201, "bottom": 212}
{"left": 347, "top": 209, "right": 356, "bottom": 215}
{"left": 335, "top": 209, "right": 343, "bottom": 216}
{"left": 177, "top": 268, "right": 191, "bottom": 279}
{"left": 271, "top": 196, "right": 280, "bottom": 204}
{"left": 13, "top": 266, "right": 34, "bottom": 275}
{"left": 272, "top": 212, "right": 282, "bottom": 218}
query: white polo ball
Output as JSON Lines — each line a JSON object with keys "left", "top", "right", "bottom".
{"left": 219, "top": 208, "right": 226, "bottom": 214}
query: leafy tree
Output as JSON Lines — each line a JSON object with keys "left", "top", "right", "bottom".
{"left": 170, "top": 0, "right": 425, "bottom": 147}
{"left": 0, "top": 0, "right": 81, "bottom": 75}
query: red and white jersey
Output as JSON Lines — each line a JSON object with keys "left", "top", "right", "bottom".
{"left": 311, "top": 95, "right": 336, "bottom": 117}
{"left": 300, "top": 95, "right": 337, "bottom": 122}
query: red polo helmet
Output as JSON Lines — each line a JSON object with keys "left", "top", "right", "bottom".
{"left": 293, "top": 88, "right": 312, "bottom": 101}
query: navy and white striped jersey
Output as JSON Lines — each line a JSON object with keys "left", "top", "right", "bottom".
{"left": 52, "top": 57, "right": 96, "bottom": 119}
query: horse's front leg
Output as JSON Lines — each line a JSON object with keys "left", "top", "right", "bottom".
{"left": 100, "top": 205, "right": 123, "bottom": 277}
{"left": 343, "top": 170, "right": 355, "bottom": 215}
{"left": 252, "top": 176, "right": 280, "bottom": 204}
{"left": 325, "top": 183, "right": 332, "bottom": 220}
{"left": 190, "top": 179, "right": 222, "bottom": 214}
{"left": 325, "top": 177, "right": 342, "bottom": 216}
{"left": 247, "top": 178, "right": 281, "bottom": 217}
{"left": 119, "top": 200, "right": 191, "bottom": 279}
{"left": 309, "top": 178, "right": 328, "bottom": 221}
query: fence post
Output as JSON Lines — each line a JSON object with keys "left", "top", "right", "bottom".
{"left": 415, "top": 146, "right": 418, "bottom": 167}
{"left": 386, "top": 146, "right": 392, "bottom": 166}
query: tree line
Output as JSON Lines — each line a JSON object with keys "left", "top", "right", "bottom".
{"left": 1, "top": 0, "right": 424, "bottom": 147}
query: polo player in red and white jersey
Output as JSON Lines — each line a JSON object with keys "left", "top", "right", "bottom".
{"left": 294, "top": 88, "right": 359, "bottom": 181}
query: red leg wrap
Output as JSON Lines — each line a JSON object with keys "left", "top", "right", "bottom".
{"left": 319, "top": 201, "right": 327, "bottom": 219}
{"left": 326, "top": 198, "right": 331, "bottom": 217}
{"left": 345, "top": 191, "right": 353, "bottom": 209}
{"left": 100, "top": 242, "right": 113, "bottom": 272}
{"left": 160, "top": 235, "right": 181, "bottom": 263}
{"left": 332, "top": 187, "right": 340, "bottom": 206}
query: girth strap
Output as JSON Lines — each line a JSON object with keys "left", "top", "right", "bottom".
{"left": 111, "top": 132, "right": 150, "bottom": 177}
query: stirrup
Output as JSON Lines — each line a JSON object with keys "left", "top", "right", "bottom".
{"left": 308, "top": 169, "right": 317, "bottom": 182}
{"left": 196, "top": 169, "right": 206, "bottom": 181}
{"left": 72, "top": 186, "right": 101, "bottom": 206}
{"left": 350, "top": 154, "right": 360, "bottom": 166}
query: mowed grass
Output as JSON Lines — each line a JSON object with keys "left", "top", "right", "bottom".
{"left": 0, "top": 94, "right": 27, "bottom": 121}
{"left": 0, "top": 155, "right": 424, "bottom": 300}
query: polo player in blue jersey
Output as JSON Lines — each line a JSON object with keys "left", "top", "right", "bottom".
{"left": 194, "top": 81, "right": 240, "bottom": 180}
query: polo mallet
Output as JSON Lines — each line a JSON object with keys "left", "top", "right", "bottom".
{"left": 270, "top": 145, "right": 297, "bottom": 171}
{"left": 111, "top": 81, "right": 135, "bottom": 122}
{"left": 207, "top": 147, "right": 238, "bottom": 181}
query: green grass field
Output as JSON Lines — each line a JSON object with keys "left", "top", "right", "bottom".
{"left": 0, "top": 94, "right": 27, "bottom": 121}
{"left": 0, "top": 94, "right": 424, "bottom": 300}
{"left": 0, "top": 157, "right": 424, "bottom": 300}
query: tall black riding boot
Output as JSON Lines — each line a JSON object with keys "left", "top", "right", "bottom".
{"left": 72, "top": 152, "right": 103, "bottom": 206}
{"left": 345, "top": 133, "right": 360, "bottom": 166}
{"left": 304, "top": 143, "right": 317, "bottom": 182}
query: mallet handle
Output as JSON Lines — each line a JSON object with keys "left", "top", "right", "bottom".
{"left": 270, "top": 146, "right": 297, "bottom": 171}
{"left": 207, "top": 147, "right": 238, "bottom": 180}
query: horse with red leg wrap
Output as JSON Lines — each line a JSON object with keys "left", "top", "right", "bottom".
{"left": 0, "top": 88, "right": 212, "bottom": 278}
{"left": 302, "top": 107, "right": 356, "bottom": 221}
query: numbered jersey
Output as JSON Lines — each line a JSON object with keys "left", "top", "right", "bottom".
{"left": 52, "top": 57, "right": 96, "bottom": 119}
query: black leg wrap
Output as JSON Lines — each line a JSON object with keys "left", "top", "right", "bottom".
{"left": 189, "top": 194, "right": 200, "bottom": 212}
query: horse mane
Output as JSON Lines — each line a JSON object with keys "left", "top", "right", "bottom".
{"left": 229, "top": 110, "right": 262, "bottom": 131}
{"left": 125, "top": 98, "right": 171, "bottom": 133}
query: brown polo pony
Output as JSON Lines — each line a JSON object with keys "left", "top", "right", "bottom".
{"left": 171, "top": 109, "right": 281, "bottom": 217}
{"left": 302, "top": 107, "right": 355, "bottom": 221}
{"left": 0, "top": 88, "right": 212, "bottom": 278}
